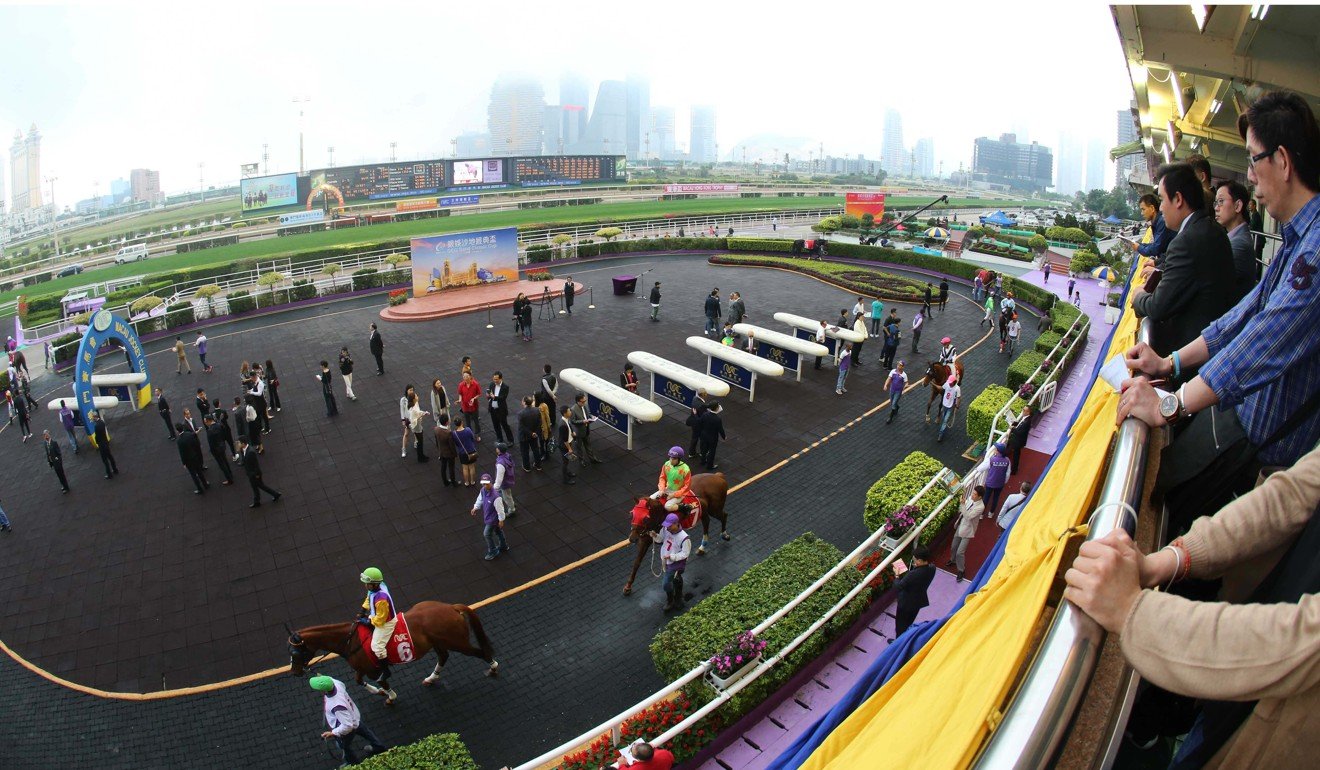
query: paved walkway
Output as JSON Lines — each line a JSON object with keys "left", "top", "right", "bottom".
{"left": 0, "top": 252, "right": 1036, "bottom": 768}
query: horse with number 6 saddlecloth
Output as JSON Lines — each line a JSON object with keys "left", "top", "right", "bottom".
{"left": 286, "top": 601, "right": 497, "bottom": 706}
{"left": 922, "top": 359, "right": 966, "bottom": 423}
{"left": 623, "top": 472, "right": 730, "bottom": 596}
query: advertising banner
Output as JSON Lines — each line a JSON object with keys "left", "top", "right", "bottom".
{"left": 453, "top": 159, "right": 504, "bottom": 186}
{"left": 796, "top": 327, "right": 836, "bottom": 355}
{"left": 756, "top": 341, "right": 800, "bottom": 372}
{"left": 440, "top": 195, "right": 480, "bottom": 207}
{"left": 278, "top": 210, "right": 325, "bottom": 226}
{"left": 409, "top": 227, "right": 519, "bottom": 298}
{"left": 586, "top": 394, "right": 628, "bottom": 436}
{"left": 845, "top": 192, "right": 886, "bottom": 219}
{"left": 708, "top": 357, "right": 754, "bottom": 392}
{"left": 241, "top": 173, "right": 299, "bottom": 212}
{"left": 652, "top": 373, "right": 696, "bottom": 410}
{"left": 664, "top": 183, "right": 740, "bottom": 193}
{"left": 396, "top": 199, "right": 438, "bottom": 213}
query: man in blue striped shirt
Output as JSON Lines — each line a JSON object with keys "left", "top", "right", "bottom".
{"left": 1120, "top": 90, "right": 1320, "bottom": 469}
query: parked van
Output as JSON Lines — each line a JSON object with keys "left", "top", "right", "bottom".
{"left": 114, "top": 244, "right": 149, "bottom": 264}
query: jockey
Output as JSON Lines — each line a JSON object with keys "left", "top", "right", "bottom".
{"left": 650, "top": 446, "right": 692, "bottom": 512}
{"left": 938, "top": 337, "right": 959, "bottom": 366}
{"left": 357, "top": 567, "right": 397, "bottom": 679}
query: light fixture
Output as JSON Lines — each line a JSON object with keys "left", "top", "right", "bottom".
{"left": 1168, "top": 120, "right": 1180, "bottom": 151}
{"left": 1171, "top": 71, "right": 1187, "bottom": 117}
{"left": 1190, "top": 5, "right": 1211, "bottom": 32}
{"left": 1250, "top": 4, "right": 1270, "bottom": 21}
{"left": 1210, "top": 98, "right": 1223, "bottom": 115}
{"left": 1162, "top": 142, "right": 1173, "bottom": 164}
{"left": 1190, "top": 137, "right": 1200, "bottom": 150}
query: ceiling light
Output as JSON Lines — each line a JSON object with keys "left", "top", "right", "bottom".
{"left": 1210, "top": 98, "right": 1223, "bottom": 115}
{"left": 1250, "top": 4, "right": 1271, "bottom": 20}
{"left": 1162, "top": 142, "right": 1173, "bottom": 164}
{"left": 1168, "top": 120, "right": 1180, "bottom": 150}
{"left": 1190, "top": 137, "right": 1200, "bottom": 150}
{"left": 1171, "top": 71, "right": 1187, "bottom": 116}
{"left": 1190, "top": 5, "right": 1211, "bottom": 32}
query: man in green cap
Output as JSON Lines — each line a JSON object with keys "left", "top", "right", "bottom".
{"left": 310, "top": 675, "right": 387, "bottom": 765}
{"left": 358, "top": 567, "right": 397, "bottom": 681}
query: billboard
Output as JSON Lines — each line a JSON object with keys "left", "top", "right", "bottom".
{"left": 845, "top": 192, "right": 886, "bottom": 220}
{"left": 310, "top": 160, "right": 448, "bottom": 201}
{"left": 664, "top": 183, "right": 740, "bottom": 193}
{"left": 241, "top": 173, "right": 299, "bottom": 212}
{"left": 513, "top": 155, "right": 622, "bottom": 187}
{"left": 453, "top": 159, "right": 504, "bottom": 186}
{"left": 410, "top": 227, "right": 519, "bottom": 298}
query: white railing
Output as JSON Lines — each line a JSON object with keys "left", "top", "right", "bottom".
{"left": 987, "top": 308, "right": 1090, "bottom": 448}
{"left": 512, "top": 471, "right": 959, "bottom": 770}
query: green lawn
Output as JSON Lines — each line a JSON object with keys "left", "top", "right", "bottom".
{"left": 4, "top": 194, "right": 1019, "bottom": 306}
{"left": 32, "top": 198, "right": 242, "bottom": 251}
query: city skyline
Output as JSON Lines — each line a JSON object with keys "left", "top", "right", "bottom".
{"left": 0, "top": 2, "right": 1131, "bottom": 207}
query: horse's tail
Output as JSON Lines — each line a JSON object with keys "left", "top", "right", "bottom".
{"left": 456, "top": 604, "right": 495, "bottom": 660}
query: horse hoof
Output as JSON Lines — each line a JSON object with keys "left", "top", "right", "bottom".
{"left": 623, "top": 585, "right": 632, "bottom": 596}
{"left": 722, "top": 533, "right": 731, "bottom": 541}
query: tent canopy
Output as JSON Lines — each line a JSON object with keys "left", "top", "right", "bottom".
{"left": 1102, "top": 214, "right": 1123, "bottom": 224}
{"left": 978, "top": 211, "right": 1016, "bottom": 227}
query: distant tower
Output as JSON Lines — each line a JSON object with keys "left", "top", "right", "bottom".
{"left": 488, "top": 74, "right": 547, "bottom": 156}
{"left": 689, "top": 106, "right": 717, "bottom": 163}
{"left": 9, "top": 125, "right": 43, "bottom": 212}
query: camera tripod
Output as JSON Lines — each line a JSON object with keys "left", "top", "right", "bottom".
{"left": 536, "top": 287, "right": 556, "bottom": 322}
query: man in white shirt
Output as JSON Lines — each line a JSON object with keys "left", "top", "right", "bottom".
{"left": 936, "top": 374, "right": 961, "bottom": 443}
{"left": 814, "top": 321, "right": 829, "bottom": 370}
{"left": 651, "top": 512, "right": 691, "bottom": 611}
{"left": 310, "top": 675, "right": 387, "bottom": 764}
{"left": 910, "top": 310, "right": 925, "bottom": 354}
{"left": 1006, "top": 316, "right": 1021, "bottom": 354}
{"left": 996, "top": 481, "right": 1032, "bottom": 529}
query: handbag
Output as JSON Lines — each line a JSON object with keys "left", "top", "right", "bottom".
{"left": 1157, "top": 390, "right": 1320, "bottom": 534}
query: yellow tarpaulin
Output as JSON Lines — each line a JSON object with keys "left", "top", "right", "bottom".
{"left": 800, "top": 287, "right": 1142, "bottom": 769}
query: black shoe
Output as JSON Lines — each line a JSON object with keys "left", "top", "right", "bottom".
{"left": 956, "top": 572, "right": 965, "bottom": 583}
{"left": 272, "top": 494, "right": 281, "bottom": 503}
{"left": 564, "top": 478, "right": 577, "bottom": 485}
{"left": 944, "top": 560, "right": 955, "bottom": 568}
{"left": 249, "top": 503, "right": 261, "bottom": 508}
{"left": 483, "top": 553, "right": 496, "bottom": 561}
{"left": 105, "top": 474, "right": 112, "bottom": 479}
{"left": 194, "top": 490, "right": 202, "bottom": 495}
{"left": 499, "top": 544, "right": 510, "bottom": 554}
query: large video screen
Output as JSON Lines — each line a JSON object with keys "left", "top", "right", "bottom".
{"left": 241, "top": 173, "right": 300, "bottom": 211}
{"left": 309, "top": 161, "right": 448, "bottom": 201}
{"left": 453, "top": 159, "right": 504, "bottom": 186}
{"left": 513, "top": 155, "right": 622, "bottom": 187}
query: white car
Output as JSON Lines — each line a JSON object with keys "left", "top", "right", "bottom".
{"left": 113, "top": 244, "right": 149, "bottom": 264}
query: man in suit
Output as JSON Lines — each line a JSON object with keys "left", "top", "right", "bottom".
{"left": 686, "top": 388, "right": 708, "bottom": 456}
{"left": 181, "top": 407, "right": 201, "bottom": 435}
{"left": 894, "top": 544, "right": 937, "bottom": 637}
{"left": 211, "top": 398, "right": 236, "bottom": 454}
{"left": 556, "top": 406, "right": 577, "bottom": 485}
{"left": 1214, "top": 180, "right": 1259, "bottom": 299}
{"left": 91, "top": 410, "right": 119, "bottom": 479}
{"left": 562, "top": 276, "right": 575, "bottom": 314}
{"left": 696, "top": 402, "right": 726, "bottom": 471}
{"left": 42, "top": 430, "right": 70, "bottom": 493}
{"left": 516, "top": 395, "right": 543, "bottom": 472}
{"left": 726, "top": 291, "right": 746, "bottom": 329}
{"left": 1131, "top": 162, "right": 1239, "bottom": 357}
{"left": 1135, "top": 193, "right": 1175, "bottom": 262}
{"left": 486, "top": 371, "right": 512, "bottom": 443}
{"left": 195, "top": 388, "right": 210, "bottom": 422}
{"left": 176, "top": 422, "right": 210, "bottom": 494}
{"left": 571, "top": 392, "right": 601, "bottom": 464}
{"left": 368, "top": 322, "right": 384, "bottom": 375}
{"left": 703, "top": 288, "right": 721, "bottom": 336}
{"left": 239, "top": 437, "right": 281, "bottom": 508}
{"left": 1248, "top": 198, "right": 1266, "bottom": 263}
{"left": 203, "top": 415, "right": 234, "bottom": 485}
{"left": 156, "top": 388, "right": 177, "bottom": 440}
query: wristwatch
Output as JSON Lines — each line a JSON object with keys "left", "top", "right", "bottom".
{"left": 1159, "top": 390, "right": 1186, "bottom": 426}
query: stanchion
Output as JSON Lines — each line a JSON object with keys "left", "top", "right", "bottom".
{"left": 485, "top": 304, "right": 494, "bottom": 329}
{"left": 588, "top": 287, "right": 595, "bottom": 309}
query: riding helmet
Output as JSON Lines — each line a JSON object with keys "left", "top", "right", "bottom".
{"left": 668, "top": 446, "right": 685, "bottom": 459}
{"left": 360, "top": 567, "right": 384, "bottom": 584}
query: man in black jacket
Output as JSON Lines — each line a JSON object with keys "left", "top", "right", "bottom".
{"left": 42, "top": 431, "right": 69, "bottom": 493}
{"left": 486, "top": 372, "right": 512, "bottom": 443}
{"left": 203, "top": 415, "right": 234, "bottom": 485}
{"left": 556, "top": 406, "right": 577, "bottom": 484}
{"left": 649, "top": 281, "right": 662, "bottom": 321}
{"left": 1005, "top": 405, "right": 1034, "bottom": 471}
{"left": 239, "top": 437, "right": 281, "bottom": 508}
{"left": 687, "top": 388, "right": 708, "bottom": 456}
{"left": 703, "top": 288, "right": 721, "bottom": 336}
{"left": 571, "top": 393, "right": 601, "bottom": 464}
{"left": 1131, "top": 162, "right": 1238, "bottom": 356}
{"left": 895, "top": 544, "right": 937, "bottom": 636}
{"left": 211, "top": 398, "right": 236, "bottom": 454}
{"left": 368, "top": 323, "right": 384, "bottom": 375}
{"left": 92, "top": 411, "right": 119, "bottom": 478}
{"left": 156, "top": 388, "right": 176, "bottom": 440}
{"left": 176, "top": 422, "right": 209, "bottom": 494}
{"left": 696, "top": 402, "right": 726, "bottom": 471}
{"left": 563, "top": 276, "right": 575, "bottom": 314}
{"left": 515, "top": 396, "right": 543, "bottom": 472}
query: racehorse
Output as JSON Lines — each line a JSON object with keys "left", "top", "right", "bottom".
{"left": 286, "top": 601, "right": 497, "bottom": 706}
{"left": 623, "top": 472, "right": 730, "bottom": 596}
{"left": 922, "top": 359, "right": 966, "bottom": 423}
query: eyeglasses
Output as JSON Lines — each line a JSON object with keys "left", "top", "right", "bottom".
{"left": 1213, "top": 198, "right": 1227, "bottom": 208}
{"left": 1248, "top": 146, "right": 1279, "bottom": 169}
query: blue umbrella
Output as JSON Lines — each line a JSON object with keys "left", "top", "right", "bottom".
{"left": 1091, "top": 266, "right": 1117, "bottom": 281}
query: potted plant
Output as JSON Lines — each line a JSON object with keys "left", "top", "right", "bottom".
{"left": 706, "top": 630, "right": 766, "bottom": 692}
{"left": 880, "top": 504, "right": 919, "bottom": 552}
{"left": 1017, "top": 382, "right": 1036, "bottom": 401}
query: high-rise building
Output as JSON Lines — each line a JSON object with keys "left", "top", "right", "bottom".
{"left": 543, "top": 105, "right": 564, "bottom": 154}
{"left": 1055, "top": 134, "right": 1084, "bottom": 196}
{"left": 882, "top": 110, "right": 907, "bottom": 175}
{"left": 559, "top": 72, "right": 590, "bottom": 145}
{"left": 649, "top": 107, "right": 676, "bottom": 161}
{"left": 1085, "top": 138, "right": 1108, "bottom": 193}
{"left": 130, "top": 168, "right": 161, "bottom": 203}
{"left": 1115, "top": 106, "right": 1147, "bottom": 186}
{"left": 912, "top": 138, "right": 936, "bottom": 179}
{"left": 455, "top": 132, "right": 491, "bottom": 158}
{"left": 110, "top": 178, "right": 131, "bottom": 203}
{"left": 578, "top": 80, "right": 628, "bottom": 156}
{"left": 487, "top": 74, "right": 547, "bottom": 156}
{"left": 9, "top": 125, "right": 43, "bottom": 213}
{"left": 689, "top": 106, "right": 717, "bottom": 163}
{"left": 625, "top": 74, "right": 650, "bottom": 160}
{"left": 0, "top": 157, "right": 6, "bottom": 214}
{"left": 972, "top": 133, "right": 1054, "bottom": 191}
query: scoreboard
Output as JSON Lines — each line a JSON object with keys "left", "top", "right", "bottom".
{"left": 309, "top": 161, "right": 449, "bottom": 201}
{"left": 514, "top": 156, "right": 620, "bottom": 187}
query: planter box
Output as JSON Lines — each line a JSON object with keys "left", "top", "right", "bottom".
{"left": 706, "top": 652, "right": 762, "bottom": 692}
{"left": 879, "top": 536, "right": 905, "bottom": 553}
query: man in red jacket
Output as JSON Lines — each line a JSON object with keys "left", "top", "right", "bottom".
{"left": 621, "top": 742, "right": 674, "bottom": 769}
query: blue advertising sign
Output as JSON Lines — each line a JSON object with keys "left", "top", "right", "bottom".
{"left": 756, "top": 341, "right": 800, "bottom": 371}
{"left": 278, "top": 209, "right": 326, "bottom": 226}
{"left": 440, "top": 195, "right": 480, "bottom": 207}
{"left": 652, "top": 373, "right": 696, "bottom": 410}
{"left": 586, "top": 394, "right": 628, "bottom": 436}
{"left": 795, "top": 326, "right": 836, "bottom": 356}
{"left": 708, "top": 357, "right": 754, "bottom": 392}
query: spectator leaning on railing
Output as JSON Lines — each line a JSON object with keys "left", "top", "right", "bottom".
{"left": 1136, "top": 193, "right": 1175, "bottom": 261}
{"left": 1130, "top": 162, "right": 1238, "bottom": 357}
{"left": 1063, "top": 442, "right": 1320, "bottom": 768}
{"left": 1119, "top": 90, "right": 1320, "bottom": 527}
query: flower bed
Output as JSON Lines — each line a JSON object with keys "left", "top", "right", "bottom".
{"left": 527, "top": 269, "right": 555, "bottom": 281}
{"left": 557, "top": 692, "right": 720, "bottom": 770}
{"left": 387, "top": 289, "right": 409, "bottom": 307}
{"left": 708, "top": 254, "right": 926, "bottom": 301}
{"left": 854, "top": 550, "right": 898, "bottom": 599}
{"left": 863, "top": 452, "right": 949, "bottom": 546}
{"left": 357, "top": 733, "right": 476, "bottom": 770}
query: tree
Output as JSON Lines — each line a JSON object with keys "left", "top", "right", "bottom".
{"left": 324, "top": 263, "right": 342, "bottom": 290}
{"left": 257, "top": 271, "right": 285, "bottom": 304}
{"left": 594, "top": 227, "right": 623, "bottom": 241}
{"left": 1028, "top": 234, "right": 1048, "bottom": 252}
{"left": 194, "top": 284, "right": 222, "bottom": 318}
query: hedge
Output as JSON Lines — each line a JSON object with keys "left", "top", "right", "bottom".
{"left": 352, "top": 268, "right": 380, "bottom": 291}
{"left": 726, "top": 237, "right": 795, "bottom": 253}
{"left": 650, "top": 533, "right": 866, "bottom": 720}
{"left": 1035, "top": 331, "right": 1063, "bottom": 356}
{"left": 967, "top": 384, "right": 1017, "bottom": 446}
{"left": 226, "top": 290, "right": 255, "bottom": 314}
{"left": 1050, "top": 300, "right": 1083, "bottom": 335}
{"left": 165, "top": 302, "right": 195, "bottom": 329}
{"left": 51, "top": 332, "right": 82, "bottom": 364}
{"left": 863, "top": 451, "right": 947, "bottom": 542}
{"left": 290, "top": 279, "right": 317, "bottom": 301}
{"left": 709, "top": 255, "right": 925, "bottom": 300}
{"left": 1007, "top": 350, "right": 1047, "bottom": 391}
{"left": 356, "top": 733, "right": 477, "bottom": 770}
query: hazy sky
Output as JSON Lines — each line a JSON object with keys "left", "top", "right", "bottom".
{"left": 0, "top": 1, "right": 1133, "bottom": 205}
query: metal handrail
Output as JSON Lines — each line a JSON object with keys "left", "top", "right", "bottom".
{"left": 986, "top": 309, "right": 1090, "bottom": 448}
{"left": 512, "top": 472, "right": 957, "bottom": 770}
{"left": 973, "top": 317, "right": 1153, "bottom": 769}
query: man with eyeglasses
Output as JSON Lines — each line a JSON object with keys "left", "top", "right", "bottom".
{"left": 1214, "top": 180, "right": 1258, "bottom": 297}
{"left": 1135, "top": 192, "right": 1175, "bottom": 261}
{"left": 1119, "top": 90, "right": 1320, "bottom": 512}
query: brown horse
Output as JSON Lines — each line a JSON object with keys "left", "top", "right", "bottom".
{"left": 623, "top": 472, "right": 730, "bottom": 596}
{"left": 923, "top": 359, "right": 966, "bottom": 422}
{"left": 286, "top": 600, "right": 497, "bottom": 705}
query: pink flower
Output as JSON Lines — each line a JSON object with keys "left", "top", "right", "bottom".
{"left": 736, "top": 655, "right": 743, "bottom": 663}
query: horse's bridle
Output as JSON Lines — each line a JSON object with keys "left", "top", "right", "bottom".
{"left": 286, "top": 624, "right": 358, "bottom": 672}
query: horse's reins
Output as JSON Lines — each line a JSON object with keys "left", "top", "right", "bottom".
{"left": 288, "top": 624, "right": 361, "bottom": 670}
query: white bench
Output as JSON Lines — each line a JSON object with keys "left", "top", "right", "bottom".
{"left": 626, "top": 351, "right": 730, "bottom": 412}
{"left": 559, "top": 367, "right": 664, "bottom": 451}
{"left": 685, "top": 335, "right": 784, "bottom": 402}
{"left": 731, "top": 323, "right": 829, "bottom": 382}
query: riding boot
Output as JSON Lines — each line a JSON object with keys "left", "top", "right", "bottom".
{"left": 376, "top": 660, "right": 392, "bottom": 682}
{"left": 662, "top": 590, "right": 675, "bottom": 612}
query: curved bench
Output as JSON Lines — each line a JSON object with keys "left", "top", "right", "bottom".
{"left": 731, "top": 323, "right": 829, "bottom": 382}
{"left": 685, "top": 335, "right": 784, "bottom": 402}
{"left": 559, "top": 367, "right": 664, "bottom": 451}
{"left": 626, "top": 351, "right": 730, "bottom": 411}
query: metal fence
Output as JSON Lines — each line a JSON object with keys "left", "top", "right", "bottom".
{"left": 986, "top": 309, "right": 1091, "bottom": 448}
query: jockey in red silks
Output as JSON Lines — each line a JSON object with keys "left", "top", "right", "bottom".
{"left": 357, "top": 567, "right": 396, "bottom": 680}
{"left": 650, "top": 446, "right": 692, "bottom": 512}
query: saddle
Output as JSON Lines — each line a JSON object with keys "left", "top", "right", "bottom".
{"left": 677, "top": 494, "right": 702, "bottom": 529}
{"left": 354, "top": 612, "right": 416, "bottom": 664}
